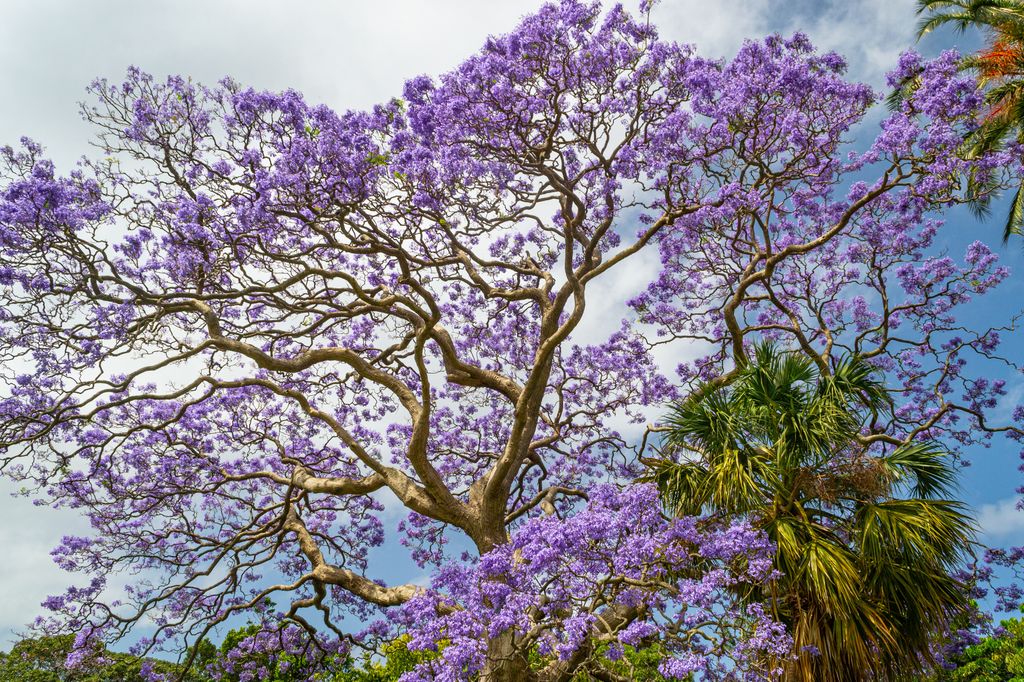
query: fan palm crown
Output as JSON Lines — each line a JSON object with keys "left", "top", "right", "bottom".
{"left": 646, "top": 344, "right": 976, "bottom": 682}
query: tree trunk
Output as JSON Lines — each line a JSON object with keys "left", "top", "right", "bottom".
{"left": 480, "top": 630, "right": 537, "bottom": 682}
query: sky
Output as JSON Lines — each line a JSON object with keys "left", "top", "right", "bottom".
{"left": 1, "top": 0, "right": 1023, "bottom": 647}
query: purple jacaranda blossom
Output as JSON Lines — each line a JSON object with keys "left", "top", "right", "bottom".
{"left": 387, "top": 485, "right": 785, "bottom": 681}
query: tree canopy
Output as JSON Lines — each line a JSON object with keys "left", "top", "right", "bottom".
{"left": 0, "top": 1, "right": 1022, "bottom": 680}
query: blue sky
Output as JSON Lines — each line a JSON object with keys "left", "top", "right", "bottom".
{"left": 2, "top": 0, "right": 1024, "bottom": 648}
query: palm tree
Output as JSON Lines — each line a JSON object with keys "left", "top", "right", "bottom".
{"left": 644, "top": 344, "right": 976, "bottom": 682}
{"left": 916, "top": 0, "right": 1024, "bottom": 242}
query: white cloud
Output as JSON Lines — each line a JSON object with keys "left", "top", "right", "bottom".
{"left": 0, "top": 0, "right": 550, "bottom": 169}
{"left": 0, "top": 481, "right": 90, "bottom": 644}
{"left": 652, "top": 0, "right": 776, "bottom": 58}
{"left": 0, "top": 0, "right": 926, "bottom": 170}
{"left": 652, "top": 0, "right": 920, "bottom": 87}
{"left": 778, "top": 0, "right": 919, "bottom": 86}
{"left": 977, "top": 496, "right": 1024, "bottom": 538}
{"left": 993, "top": 378, "right": 1024, "bottom": 423}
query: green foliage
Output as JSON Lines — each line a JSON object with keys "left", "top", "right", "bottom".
{"left": 0, "top": 634, "right": 189, "bottom": 682}
{"left": 517, "top": 639, "right": 673, "bottom": 681}
{"left": 569, "top": 642, "right": 675, "bottom": 681}
{"left": 0, "top": 630, "right": 444, "bottom": 682}
{"left": 339, "top": 635, "right": 442, "bottom": 681}
{"left": 645, "top": 343, "right": 977, "bottom": 682}
{"left": 363, "top": 152, "right": 391, "bottom": 167}
{"left": 934, "top": 607, "right": 1024, "bottom": 681}
{"left": 209, "top": 624, "right": 313, "bottom": 681}
{"left": 205, "top": 628, "right": 444, "bottom": 681}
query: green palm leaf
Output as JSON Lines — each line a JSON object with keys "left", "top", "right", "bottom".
{"left": 877, "top": 442, "right": 960, "bottom": 499}
{"left": 1003, "top": 180, "right": 1024, "bottom": 241}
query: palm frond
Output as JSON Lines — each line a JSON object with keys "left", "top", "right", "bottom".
{"left": 917, "top": 0, "right": 1024, "bottom": 38}
{"left": 703, "top": 446, "right": 771, "bottom": 513}
{"left": 798, "top": 537, "right": 864, "bottom": 615}
{"left": 917, "top": 9, "right": 979, "bottom": 38}
{"left": 1003, "top": 178, "right": 1024, "bottom": 242}
{"left": 877, "top": 442, "right": 959, "bottom": 498}
{"left": 641, "top": 457, "right": 710, "bottom": 517}
{"left": 856, "top": 499, "right": 976, "bottom": 566}
{"left": 662, "top": 388, "right": 737, "bottom": 455}
{"left": 827, "top": 353, "right": 889, "bottom": 413}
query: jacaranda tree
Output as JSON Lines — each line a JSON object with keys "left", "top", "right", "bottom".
{"left": 0, "top": 1, "right": 1022, "bottom": 680}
